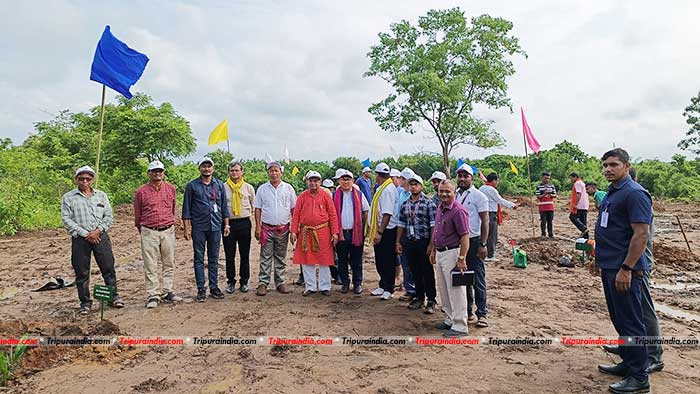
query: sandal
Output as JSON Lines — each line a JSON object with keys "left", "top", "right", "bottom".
{"left": 476, "top": 316, "right": 489, "bottom": 327}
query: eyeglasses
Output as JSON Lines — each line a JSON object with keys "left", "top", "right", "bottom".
{"left": 77, "top": 177, "right": 93, "bottom": 182}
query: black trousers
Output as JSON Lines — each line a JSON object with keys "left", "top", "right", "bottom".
{"left": 403, "top": 238, "right": 435, "bottom": 302}
{"left": 539, "top": 211, "right": 554, "bottom": 237}
{"left": 569, "top": 210, "right": 588, "bottom": 237}
{"left": 336, "top": 229, "right": 364, "bottom": 286}
{"left": 486, "top": 212, "right": 498, "bottom": 258}
{"left": 373, "top": 228, "right": 397, "bottom": 293}
{"left": 222, "top": 217, "right": 252, "bottom": 286}
{"left": 71, "top": 232, "right": 117, "bottom": 307}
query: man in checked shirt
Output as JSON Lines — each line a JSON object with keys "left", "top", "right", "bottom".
{"left": 395, "top": 174, "right": 437, "bottom": 314}
{"left": 61, "top": 165, "right": 125, "bottom": 315}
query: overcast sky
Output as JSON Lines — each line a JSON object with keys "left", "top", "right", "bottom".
{"left": 2, "top": 0, "right": 699, "bottom": 163}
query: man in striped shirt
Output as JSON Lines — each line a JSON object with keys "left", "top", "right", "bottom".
{"left": 535, "top": 172, "right": 557, "bottom": 238}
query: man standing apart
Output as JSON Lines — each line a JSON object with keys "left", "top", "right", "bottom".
{"left": 134, "top": 160, "right": 182, "bottom": 309}
{"left": 183, "top": 157, "right": 230, "bottom": 302}
{"left": 291, "top": 171, "right": 340, "bottom": 296}
{"left": 430, "top": 180, "right": 471, "bottom": 337}
{"left": 356, "top": 166, "right": 373, "bottom": 203}
{"left": 479, "top": 173, "right": 516, "bottom": 261}
{"left": 569, "top": 172, "right": 590, "bottom": 238}
{"left": 62, "top": 166, "right": 124, "bottom": 314}
{"left": 396, "top": 174, "right": 437, "bottom": 313}
{"left": 367, "top": 163, "right": 398, "bottom": 300}
{"left": 222, "top": 161, "right": 256, "bottom": 294}
{"left": 333, "top": 169, "right": 369, "bottom": 294}
{"left": 254, "top": 161, "right": 297, "bottom": 296}
{"left": 535, "top": 172, "right": 557, "bottom": 238}
{"left": 455, "top": 164, "right": 490, "bottom": 327}
{"left": 590, "top": 148, "right": 652, "bottom": 394}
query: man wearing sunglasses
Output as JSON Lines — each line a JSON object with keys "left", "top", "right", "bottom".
{"left": 61, "top": 165, "right": 124, "bottom": 315}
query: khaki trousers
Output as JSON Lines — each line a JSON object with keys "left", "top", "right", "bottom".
{"left": 141, "top": 226, "right": 176, "bottom": 298}
{"left": 436, "top": 248, "right": 468, "bottom": 333}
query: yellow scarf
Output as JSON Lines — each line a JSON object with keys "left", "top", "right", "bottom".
{"left": 366, "top": 178, "right": 393, "bottom": 243}
{"left": 226, "top": 177, "right": 244, "bottom": 216}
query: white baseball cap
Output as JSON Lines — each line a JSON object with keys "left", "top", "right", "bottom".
{"left": 430, "top": 171, "right": 447, "bottom": 181}
{"left": 322, "top": 179, "right": 334, "bottom": 188}
{"left": 374, "top": 162, "right": 390, "bottom": 174}
{"left": 362, "top": 166, "right": 371, "bottom": 173}
{"left": 333, "top": 168, "right": 354, "bottom": 179}
{"left": 456, "top": 163, "right": 473, "bottom": 175}
{"left": 389, "top": 168, "right": 401, "bottom": 177}
{"left": 75, "top": 165, "right": 96, "bottom": 177}
{"left": 198, "top": 157, "right": 214, "bottom": 166}
{"left": 148, "top": 160, "right": 165, "bottom": 172}
{"left": 407, "top": 174, "right": 424, "bottom": 185}
{"left": 400, "top": 167, "right": 415, "bottom": 179}
{"left": 305, "top": 170, "right": 322, "bottom": 180}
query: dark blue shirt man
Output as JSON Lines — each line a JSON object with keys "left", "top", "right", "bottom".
{"left": 591, "top": 148, "right": 652, "bottom": 394}
{"left": 183, "top": 157, "right": 230, "bottom": 302}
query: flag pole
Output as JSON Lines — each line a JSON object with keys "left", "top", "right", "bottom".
{"left": 226, "top": 136, "right": 230, "bottom": 154}
{"left": 94, "top": 84, "right": 106, "bottom": 186}
{"left": 522, "top": 128, "right": 536, "bottom": 237}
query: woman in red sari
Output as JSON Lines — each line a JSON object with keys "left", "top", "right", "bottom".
{"left": 290, "top": 171, "right": 340, "bottom": 296}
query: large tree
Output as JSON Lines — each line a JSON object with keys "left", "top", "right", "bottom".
{"left": 365, "top": 8, "right": 525, "bottom": 175}
{"left": 679, "top": 91, "right": 700, "bottom": 155}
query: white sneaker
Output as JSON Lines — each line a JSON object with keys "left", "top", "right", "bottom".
{"left": 146, "top": 299, "right": 158, "bottom": 309}
{"left": 380, "top": 291, "right": 393, "bottom": 300}
{"left": 485, "top": 257, "right": 499, "bottom": 262}
{"left": 370, "top": 287, "right": 384, "bottom": 296}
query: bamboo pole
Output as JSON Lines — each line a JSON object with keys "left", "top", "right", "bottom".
{"left": 94, "top": 85, "right": 106, "bottom": 186}
{"left": 522, "top": 128, "right": 536, "bottom": 237}
{"left": 675, "top": 215, "right": 693, "bottom": 253}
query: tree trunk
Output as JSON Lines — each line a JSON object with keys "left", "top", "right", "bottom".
{"left": 442, "top": 145, "right": 451, "bottom": 178}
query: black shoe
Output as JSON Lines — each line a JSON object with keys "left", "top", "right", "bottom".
{"left": 226, "top": 283, "right": 235, "bottom": 294}
{"left": 603, "top": 344, "right": 621, "bottom": 355}
{"left": 210, "top": 288, "right": 225, "bottom": 299}
{"left": 408, "top": 299, "right": 424, "bottom": 310}
{"left": 195, "top": 290, "right": 206, "bottom": 302}
{"left": 340, "top": 284, "right": 349, "bottom": 294}
{"left": 321, "top": 290, "right": 331, "bottom": 296}
{"left": 598, "top": 363, "right": 629, "bottom": 377}
{"left": 161, "top": 292, "right": 183, "bottom": 303}
{"left": 434, "top": 322, "right": 452, "bottom": 330}
{"left": 647, "top": 361, "right": 664, "bottom": 373}
{"left": 424, "top": 301, "right": 436, "bottom": 314}
{"left": 239, "top": 284, "right": 249, "bottom": 293}
{"left": 302, "top": 290, "right": 316, "bottom": 297}
{"left": 608, "top": 376, "right": 649, "bottom": 393}
{"left": 353, "top": 285, "right": 363, "bottom": 295}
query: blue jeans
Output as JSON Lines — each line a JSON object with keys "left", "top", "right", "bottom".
{"left": 466, "top": 237, "right": 488, "bottom": 317}
{"left": 399, "top": 253, "right": 415, "bottom": 295}
{"left": 601, "top": 268, "right": 648, "bottom": 381}
{"left": 192, "top": 230, "right": 222, "bottom": 291}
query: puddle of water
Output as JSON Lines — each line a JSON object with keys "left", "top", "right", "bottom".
{"left": 656, "top": 303, "right": 700, "bottom": 322}
{"left": 651, "top": 283, "right": 700, "bottom": 291}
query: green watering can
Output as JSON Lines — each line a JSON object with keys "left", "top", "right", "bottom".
{"left": 509, "top": 239, "right": 528, "bottom": 268}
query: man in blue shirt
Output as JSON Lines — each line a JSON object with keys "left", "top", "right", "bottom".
{"left": 355, "top": 166, "right": 373, "bottom": 203}
{"left": 590, "top": 148, "right": 652, "bottom": 394}
{"left": 183, "top": 157, "right": 230, "bottom": 302}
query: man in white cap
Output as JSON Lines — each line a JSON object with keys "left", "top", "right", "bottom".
{"left": 290, "top": 170, "right": 340, "bottom": 296}
{"left": 355, "top": 166, "right": 373, "bottom": 203}
{"left": 333, "top": 168, "right": 369, "bottom": 294}
{"left": 134, "top": 160, "right": 182, "bottom": 308}
{"left": 254, "top": 161, "right": 297, "bottom": 296}
{"left": 182, "top": 157, "right": 230, "bottom": 302}
{"left": 394, "top": 167, "right": 417, "bottom": 301}
{"left": 61, "top": 165, "right": 124, "bottom": 314}
{"left": 366, "top": 162, "right": 398, "bottom": 300}
{"left": 396, "top": 174, "right": 437, "bottom": 313}
{"left": 455, "top": 163, "right": 490, "bottom": 327}
{"left": 389, "top": 168, "right": 402, "bottom": 187}
{"left": 322, "top": 179, "right": 336, "bottom": 195}
{"left": 429, "top": 171, "right": 447, "bottom": 207}
{"left": 479, "top": 172, "right": 517, "bottom": 261}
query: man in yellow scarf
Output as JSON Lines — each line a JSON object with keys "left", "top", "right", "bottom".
{"left": 222, "top": 161, "right": 256, "bottom": 294}
{"left": 366, "top": 163, "right": 398, "bottom": 300}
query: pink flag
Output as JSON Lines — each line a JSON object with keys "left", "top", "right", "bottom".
{"left": 521, "top": 107, "right": 541, "bottom": 154}
{"left": 478, "top": 170, "right": 488, "bottom": 183}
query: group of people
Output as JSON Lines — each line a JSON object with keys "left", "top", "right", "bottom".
{"left": 60, "top": 147, "right": 660, "bottom": 392}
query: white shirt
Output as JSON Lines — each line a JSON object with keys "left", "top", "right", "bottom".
{"left": 340, "top": 190, "right": 370, "bottom": 229}
{"left": 457, "top": 186, "right": 489, "bottom": 237}
{"left": 377, "top": 183, "right": 398, "bottom": 229}
{"left": 254, "top": 181, "right": 297, "bottom": 225}
{"left": 479, "top": 185, "right": 515, "bottom": 212}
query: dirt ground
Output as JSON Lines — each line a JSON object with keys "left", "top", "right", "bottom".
{"left": 1, "top": 197, "right": 699, "bottom": 394}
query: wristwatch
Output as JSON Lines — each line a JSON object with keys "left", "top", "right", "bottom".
{"left": 479, "top": 242, "right": 487, "bottom": 248}
{"left": 457, "top": 255, "right": 466, "bottom": 260}
{"left": 620, "top": 264, "right": 632, "bottom": 271}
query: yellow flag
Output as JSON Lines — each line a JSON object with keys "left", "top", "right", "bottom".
{"left": 509, "top": 161, "right": 519, "bottom": 175}
{"left": 291, "top": 166, "right": 299, "bottom": 176}
{"left": 208, "top": 120, "right": 228, "bottom": 145}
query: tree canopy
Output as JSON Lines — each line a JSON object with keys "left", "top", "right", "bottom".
{"left": 679, "top": 91, "right": 700, "bottom": 155}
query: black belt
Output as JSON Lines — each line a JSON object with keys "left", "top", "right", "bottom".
{"left": 435, "top": 245, "right": 459, "bottom": 252}
{"left": 143, "top": 224, "right": 173, "bottom": 231}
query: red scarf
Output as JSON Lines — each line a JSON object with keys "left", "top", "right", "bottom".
{"left": 333, "top": 188, "right": 363, "bottom": 246}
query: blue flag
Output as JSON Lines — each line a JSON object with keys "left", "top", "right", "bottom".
{"left": 90, "top": 26, "right": 149, "bottom": 99}
{"left": 361, "top": 158, "right": 371, "bottom": 168}
{"left": 456, "top": 158, "right": 464, "bottom": 170}
{"left": 470, "top": 165, "right": 478, "bottom": 175}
